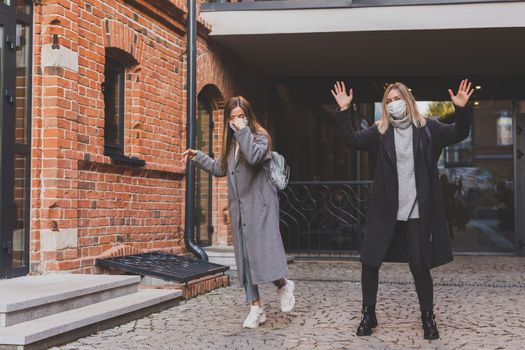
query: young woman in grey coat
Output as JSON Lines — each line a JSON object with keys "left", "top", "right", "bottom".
{"left": 331, "top": 79, "right": 473, "bottom": 340}
{"left": 182, "top": 96, "right": 295, "bottom": 328}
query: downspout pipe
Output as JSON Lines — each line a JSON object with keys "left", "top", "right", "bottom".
{"left": 184, "top": 0, "right": 208, "bottom": 261}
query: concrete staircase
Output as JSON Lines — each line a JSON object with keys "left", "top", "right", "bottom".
{"left": 0, "top": 274, "right": 182, "bottom": 350}
{"left": 205, "top": 245, "right": 237, "bottom": 276}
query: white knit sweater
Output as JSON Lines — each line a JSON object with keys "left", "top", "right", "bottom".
{"left": 394, "top": 125, "right": 419, "bottom": 221}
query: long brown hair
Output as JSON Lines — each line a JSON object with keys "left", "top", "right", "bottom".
{"left": 376, "top": 82, "right": 427, "bottom": 134}
{"left": 219, "top": 96, "right": 272, "bottom": 170}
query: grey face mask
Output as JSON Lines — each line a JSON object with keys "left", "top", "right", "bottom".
{"left": 387, "top": 100, "right": 407, "bottom": 119}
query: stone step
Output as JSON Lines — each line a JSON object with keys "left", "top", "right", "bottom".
{"left": 204, "top": 245, "right": 235, "bottom": 258}
{"left": 205, "top": 246, "right": 237, "bottom": 271}
{"left": 0, "top": 274, "right": 140, "bottom": 327}
{"left": 0, "top": 288, "right": 181, "bottom": 348}
{"left": 208, "top": 256, "right": 237, "bottom": 269}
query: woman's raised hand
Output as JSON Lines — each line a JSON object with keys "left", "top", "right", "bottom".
{"left": 448, "top": 79, "right": 474, "bottom": 108}
{"left": 331, "top": 81, "right": 353, "bottom": 111}
{"left": 181, "top": 149, "right": 198, "bottom": 164}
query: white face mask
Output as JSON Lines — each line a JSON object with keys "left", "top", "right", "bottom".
{"left": 229, "top": 117, "right": 248, "bottom": 131}
{"left": 387, "top": 100, "right": 407, "bottom": 119}
{"left": 238, "top": 117, "right": 248, "bottom": 128}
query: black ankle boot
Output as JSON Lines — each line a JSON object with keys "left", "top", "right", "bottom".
{"left": 421, "top": 310, "right": 439, "bottom": 340}
{"left": 356, "top": 305, "right": 377, "bottom": 336}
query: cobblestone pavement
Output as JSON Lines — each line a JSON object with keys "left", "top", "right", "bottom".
{"left": 55, "top": 256, "right": 525, "bottom": 350}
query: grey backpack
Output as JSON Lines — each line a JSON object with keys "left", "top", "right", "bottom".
{"left": 265, "top": 151, "right": 290, "bottom": 191}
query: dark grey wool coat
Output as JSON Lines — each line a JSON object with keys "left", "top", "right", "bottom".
{"left": 192, "top": 126, "right": 288, "bottom": 285}
{"left": 336, "top": 106, "right": 471, "bottom": 268}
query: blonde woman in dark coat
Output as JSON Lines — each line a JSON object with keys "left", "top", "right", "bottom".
{"left": 182, "top": 96, "right": 295, "bottom": 328}
{"left": 331, "top": 79, "right": 473, "bottom": 340}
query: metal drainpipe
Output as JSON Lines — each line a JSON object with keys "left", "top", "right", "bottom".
{"left": 184, "top": 0, "right": 208, "bottom": 261}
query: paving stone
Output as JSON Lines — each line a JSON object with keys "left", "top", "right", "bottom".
{"left": 56, "top": 256, "right": 525, "bottom": 350}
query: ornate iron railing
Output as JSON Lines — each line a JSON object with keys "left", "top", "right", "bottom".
{"left": 278, "top": 181, "right": 373, "bottom": 258}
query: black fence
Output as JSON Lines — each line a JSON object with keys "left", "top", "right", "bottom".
{"left": 279, "top": 181, "right": 373, "bottom": 258}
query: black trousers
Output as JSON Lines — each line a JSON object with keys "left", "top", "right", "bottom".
{"left": 361, "top": 219, "right": 434, "bottom": 311}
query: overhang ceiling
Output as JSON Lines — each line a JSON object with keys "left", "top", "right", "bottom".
{"left": 210, "top": 28, "right": 525, "bottom": 77}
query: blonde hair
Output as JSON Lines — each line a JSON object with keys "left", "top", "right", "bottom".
{"left": 376, "top": 82, "right": 427, "bottom": 134}
{"left": 220, "top": 96, "right": 272, "bottom": 170}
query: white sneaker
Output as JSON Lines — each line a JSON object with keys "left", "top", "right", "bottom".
{"left": 278, "top": 279, "right": 295, "bottom": 313}
{"left": 242, "top": 305, "right": 266, "bottom": 328}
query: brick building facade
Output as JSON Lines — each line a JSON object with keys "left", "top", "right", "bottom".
{"left": 6, "top": 0, "right": 523, "bottom": 279}
{"left": 0, "top": 0, "right": 266, "bottom": 278}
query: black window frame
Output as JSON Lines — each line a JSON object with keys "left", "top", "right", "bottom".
{"left": 102, "top": 55, "right": 145, "bottom": 167}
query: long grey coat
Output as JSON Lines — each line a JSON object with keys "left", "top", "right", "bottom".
{"left": 193, "top": 126, "right": 289, "bottom": 285}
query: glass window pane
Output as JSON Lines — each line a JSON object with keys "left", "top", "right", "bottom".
{"left": 15, "top": 22, "right": 30, "bottom": 144}
{"left": 439, "top": 100, "right": 514, "bottom": 253}
{"left": 104, "top": 62, "right": 123, "bottom": 148}
{"left": 16, "top": 0, "right": 30, "bottom": 15}
{"left": 195, "top": 99, "right": 212, "bottom": 246}
{"left": 13, "top": 153, "right": 28, "bottom": 268}
{"left": 197, "top": 100, "right": 211, "bottom": 154}
{"left": 1, "top": 0, "right": 12, "bottom": 6}
{"left": 0, "top": 25, "right": 4, "bottom": 167}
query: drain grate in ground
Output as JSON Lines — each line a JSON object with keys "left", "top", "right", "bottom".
{"left": 96, "top": 251, "right": 229, "bottom": 283}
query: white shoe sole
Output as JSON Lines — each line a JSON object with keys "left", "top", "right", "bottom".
{"left": 281, "top": 295, "right": 295, "bottom": 313}
{"left": 243, "top": 312, "right": 266, "bottom": 328}
{"left": 280, "top": 280, "right": 296, "bottom": 313}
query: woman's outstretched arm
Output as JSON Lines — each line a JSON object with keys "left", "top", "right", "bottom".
{"left": 182, "top": 149, "right": 227, "bottom": 177}
{"left": 332, "top": 81, "right": 379, "bottom": 151}
{"left": 430, "top": 79, "right": 474, "bottom": 149}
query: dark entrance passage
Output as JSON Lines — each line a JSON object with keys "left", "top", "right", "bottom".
{"left": 273, "top": 76, "right": 525, "bottom": 257}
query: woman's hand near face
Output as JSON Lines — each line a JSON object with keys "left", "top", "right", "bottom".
{"left": 448, "top": 79, "right": 474, "bottom": 108}
{"left": 331, "top": 81, "right": 353, "bottom": 111}
{"left": 232, "top": 116, "right": 248, "bottom": 131}
{"left": 181, "top": 149, "right": 198, "bottom": 164}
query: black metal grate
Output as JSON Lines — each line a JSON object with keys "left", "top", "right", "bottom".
{"left": 279, "top": 181, "right": 372, "bottom": 258}
{"left": 96, "top": 251, "right": 229, "bottom": 283}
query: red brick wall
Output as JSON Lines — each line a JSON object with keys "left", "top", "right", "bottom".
{"left": 30, "top": 0, "right": 269, "bottom": 273}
